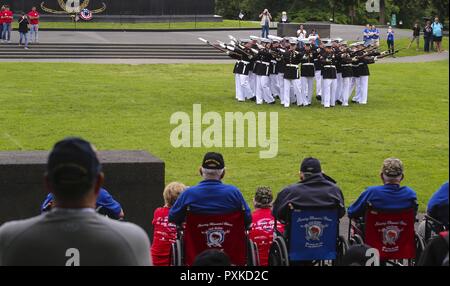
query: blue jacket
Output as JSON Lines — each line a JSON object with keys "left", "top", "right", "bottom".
{"left": 41, "top": 188, "right": 123, "bottom": 219}
{"left": 348, "top": 184, "right": 418, "bottom": 219}
{"left": 168, "top": 179, "right": 252, "bottom": 226}
{"left": 427, "top": 182, "right": 449, "bottom": 217}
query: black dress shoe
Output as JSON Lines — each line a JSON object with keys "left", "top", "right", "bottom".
{"left": 336, "top": 100, "right": 342, "bottom": 105}
{"left": 269, "top": 101, "right": 276, "bottom": 105}
{"left": 249, "top": 97, "right": 256, "bottom": 102}
{"left": 316, "top": 95, "right": 322, "bottom": 101}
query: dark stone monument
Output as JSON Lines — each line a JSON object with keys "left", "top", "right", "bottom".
{"left": 2, "top": 0, "right": 220, "bottom": 23}
{"left": 0, "top": 151, "right": 165, "bottom": 240}
{"left": 277, "top": 22, "right": 331, "bottom": 38}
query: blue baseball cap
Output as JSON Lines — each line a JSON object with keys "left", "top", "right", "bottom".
{"left": 47, "top": 137, "right": 101, "bottom": 186}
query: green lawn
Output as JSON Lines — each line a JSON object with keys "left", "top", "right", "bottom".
{"left": 12, "top": 19, "right": 261, "bottom": 30}
{"left": 0, "top": 61, "right": 448, "bottom": 211}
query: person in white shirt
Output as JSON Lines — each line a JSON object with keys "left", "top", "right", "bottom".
{"left": 259, "top": 9, "right": 272, "bottom": 38}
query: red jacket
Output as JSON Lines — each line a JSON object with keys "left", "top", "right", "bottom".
{"left": 249, "top": 208, "right": 285, "bottom": 266}
{"left": 151, "top": 207, "right": 178, "bottom": 266}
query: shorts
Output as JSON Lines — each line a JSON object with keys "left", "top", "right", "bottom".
{"left": 433, "top": 36, "right": 442, "bottom": 42}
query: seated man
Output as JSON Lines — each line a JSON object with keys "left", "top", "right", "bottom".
{"left": 272, "top": 157, "right": 346, "bottom": 223}
{"left": 427, "top": 181, "right": 449, "bottom": 224}
{"left": 348, "top": 158, "right": 418, "bottom": 220}
{"left": 0, "top": 137, "right": 151, "bottom": 266}
{"left": 41, "top": 187, "right": 125, "bottom": 220}
{"left": 168, "top": 152, "right": 251, "bottom": 226}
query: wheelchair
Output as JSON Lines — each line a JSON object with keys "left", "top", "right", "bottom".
{"left": 423, "top": 205, "right": 449, "bottom": 243}
{"left": 348, "top": 206, "right": 426, "bottom": 266}
{"left": 268, "top": 207, "right": 348, "bottom": 266}
{"left": 170, "top": 208, "right": 259, "bottom": 266}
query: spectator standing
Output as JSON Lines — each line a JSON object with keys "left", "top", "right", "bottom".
{"left": 431, "top": 17, "right": 444, "bottom": 53}
{"left": 279, "top": 11, "right": 289, "bottom": 24}
{"left": 28, "top": 6, "right": 40, "bottom": 43}
{"left": 0, "top": 137, "right": 152, "bottom": 266}
{"left": 0, "top": 6, "right": 4, "bottom": 42}
{"left": 363, "top": 24, "right": 371, "bottom": 46}
{"left": 297, "top": 24, "right": 307, "bottom": 48}
{"left": 371, "top": 25, "right": 380, "bottom": 47}
{"left": 259, "top": 9, "right": 272, "bottom": 39}
{"left": 151, "top": 182, "right": 187, "bottom": 266}
{"left": 1, "top": 5, "right": 13, "bottom": 43}
{"left": 423, "top": 20, "right": 433, "bottom": 52}
{"left": 18, "top": 13, "right": 29, "bottom": 50}
{"left": 407, "top": 22, "right": 421, "bottom": 50}
{"left": 386, "top": 26, "right": 395, "bottom": 57}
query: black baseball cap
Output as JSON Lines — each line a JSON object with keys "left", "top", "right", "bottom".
{"left": 300, "top": 157, "right": 322, "bottom": 174}
{"left": 47, "top": 137, "right": 101, "bottom": 186}
{"left": 202, "top": 152, "right": 225, "bottom": 170}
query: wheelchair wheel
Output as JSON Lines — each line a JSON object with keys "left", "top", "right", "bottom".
{"left": 247, "top": 239, "right": 259, "bottom": 266}
{"left": 269, "top": 236, "right": 289, "bottom": 266}
{"left": 413, "top": 232, "right": 426, "bottom": 265}
{"left": 333, "top": 235, "right": 349, "bottom": 266}
{"left": 170, "top": 239, "right": 183, "bottom": 266}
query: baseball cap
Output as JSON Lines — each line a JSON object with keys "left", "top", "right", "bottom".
{"left": 47, "top": 137, "right": 101, "bottom": 186}
{"left": 202, "top": 152, "right": 225, "bottom": 170}
{"left": 381, "top": 158, "right": 404, "bottom": 177}
{"left": 254, "top": 186, "right": 273, "bottom": 208}
{"left": 300, "top": 157, "right": 322, "bottom": 174}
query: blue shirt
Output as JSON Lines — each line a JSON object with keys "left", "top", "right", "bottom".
{"left": 387, "top": 31, "right": 395, "bottom": 41}
{"left": 41, "top": 188, "right": 123, "bottom": 218}
{"left": 363, "top": 28, "right": 370, "bottom": 41}
{"left": 168, "top": 179, "right": 252, "bottom": 225}
{"left": 371, "top": 29, "right": 380, "bottom": 39}
{"left": 432, "top": 22, "right": 443, "bottom": 37}
{"left": 427, "top": 182, "right": 449, "bottom": 214}
{"left": 348, "top": 184, "right": 418, "bottom": 218}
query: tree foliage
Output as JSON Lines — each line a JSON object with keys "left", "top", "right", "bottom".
{"left": 215, "top": 0, "right": 448, "bottom": 28}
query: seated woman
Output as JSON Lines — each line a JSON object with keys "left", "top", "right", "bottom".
{"left": 249, "top": 186, "right": 284, "bottom": 266}
{"left": 151, "top": 182, "right": 187, "bottom": 266}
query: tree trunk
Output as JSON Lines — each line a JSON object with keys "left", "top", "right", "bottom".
{"left": 379, "top": 0, "right": 385, "bottom": 24}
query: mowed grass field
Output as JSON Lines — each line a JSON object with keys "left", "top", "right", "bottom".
{"left": 0, "top": 61, "right": 448, "bottom": 211}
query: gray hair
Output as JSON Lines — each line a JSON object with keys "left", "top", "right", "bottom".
{"left": 382, "top": 173, "right": 402, "bottom": 184}
{"left": 201, "top": 167, "right": 224, "bottom": 180}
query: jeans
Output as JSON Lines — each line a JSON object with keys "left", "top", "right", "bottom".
{"left": 2, "top": 23, "right": 11, "bottom": 41}
{"left": 261, "top": 25, "right": 269, "bottom": 38}
{"left": 29, "top": 24, "right": 39, "bottom": 42}
{"left": 387, "top": 40, "right": 394, "bottom": 53}
{"left": 20, "top": 32, "right": 28, "bottom": 47}
{"left": 424, "top": 37, "right": 431, "bottom": 52}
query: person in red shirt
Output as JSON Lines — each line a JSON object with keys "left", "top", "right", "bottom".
{"left": 1, "top": 5, "right": 13, "bottom": 43}
{"left": 249, "top": 186, "right": 285, "bottom": 266}
{"left": 151, "top": 182, "right": 187, "bottom": 266}
{"left": 27, "top": 7, "right": 40, "bottom": 43}
{"left": 0, "top": 6, "right": 5, "bottom": 41}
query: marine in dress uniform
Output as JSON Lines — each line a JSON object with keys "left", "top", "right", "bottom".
{"left": 320, "top": 43, "right": 338, "bottom": 108}
{"left": 232, "top": 39, "right": 256, "bottom": 102}
{"left": 269, "top": 39, "right": 282, "bottom": 99}
{"left": 299, "top": 40, "right": 315, "bottom": 106}
{"left": 282, "top": 38, "right": 304, "bottom": 108}
{"left": 339, "top": 48, "right": 354, "bottom": 106}
{"left": 254, "top": 38, "right": 276, "bottom": 105}
{"left": 313, "top": 41, "right": 325, "bottom": 101}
